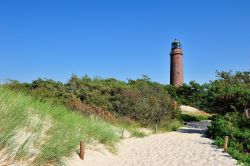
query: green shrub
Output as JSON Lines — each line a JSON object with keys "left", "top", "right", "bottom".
{"left": 131, "top": 130, "right": 146, "bottom": 138}
{"left": 207, "top": 113, "right": 250, "bottom": 165}
{"left": 163, "top": 120, "right": 182, "bottom": 131}
{"left": 180, "top": 114, "right": 209, "bottom": 122}
{"left": 166, "top": 71, "right": 250, "bottom": 115}
{"left": 165, "top": 81, "right": 209, "bottom": 111}
{"left": 200, "top": 71, "right": 249, "bottom": 115}
{"left": 112, "top": 78, "right": 179, "bottom": 125}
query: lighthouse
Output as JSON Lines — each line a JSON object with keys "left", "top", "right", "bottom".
{"left": 170, "top": 39, "right": 183, "bottom": 87}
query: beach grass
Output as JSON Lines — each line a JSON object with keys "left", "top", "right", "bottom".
{"left": 0, "top": 87, "right": 119, "bottom": 165}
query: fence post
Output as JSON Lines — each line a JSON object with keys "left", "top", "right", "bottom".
{"left": 173, "top": 100, "right": 178, "bottom": 110}
{"left": 80, "top": 141, "right": 85, "bottom": 160}
{"left": 155, "top": 124, "right": 158, "bottom": 133}
{"left": 121, "top": 129, "right": 125, "bottom": 139}
{"left": 223, "top": 136, "right": 228, "bottom": 152}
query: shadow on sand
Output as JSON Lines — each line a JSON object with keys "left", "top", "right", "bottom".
{"left": 177, "top": 121, "right": 211, "bottom": 137}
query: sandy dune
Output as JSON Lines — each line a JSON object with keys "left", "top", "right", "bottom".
{"left": 180, "top": 105, "right": 212, "bottom": 117}
{"left": 67, "top": 121, "right": 237, "bottom": 166}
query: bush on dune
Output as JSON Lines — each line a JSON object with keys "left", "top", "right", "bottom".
{"left": 206, "top": 71, "right": 250, "bottom": 165}
{"left": 113, "top": 77, "right": 179, "bottom": 126}
{"left": 166, "top": 71, "right": 250, "bottom": 115}
{"left": 165, "top": 81, "right": 208, "bottom": 111}
{"left": 205, "top": 71, "right": 250, "bottom": 114}
{"left": 207, "top": 113, "right": 250, "bottom": 165}
{"left": 5, "top": 75, "right": 179, "bottom": 127}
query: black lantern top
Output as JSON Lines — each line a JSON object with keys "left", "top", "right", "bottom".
{"left": 171, "top": 39, "right": 182, "bottom": 50}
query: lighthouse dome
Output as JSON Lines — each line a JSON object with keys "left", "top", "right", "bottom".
{"left": 171, "top": 39, "right": 182, "bottom": 50}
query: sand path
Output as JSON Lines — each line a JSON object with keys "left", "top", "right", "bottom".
{"left": 67, "top": 121, "right": 238, "bottom": 166}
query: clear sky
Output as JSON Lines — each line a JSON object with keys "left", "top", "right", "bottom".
{"left": 0, "top": 0, "right": 249, "bottom": 84}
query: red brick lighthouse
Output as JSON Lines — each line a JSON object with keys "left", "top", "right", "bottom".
{"left": 170, "top": 39, "right": 183, "bottom": 87}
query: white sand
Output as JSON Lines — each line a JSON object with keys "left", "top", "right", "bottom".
{"left": 67, "top": 121, "right": 238, "bottom": 166}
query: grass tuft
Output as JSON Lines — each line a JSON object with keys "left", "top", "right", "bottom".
{"left": 163, "top": 120, "right": 183, "bottom": 132}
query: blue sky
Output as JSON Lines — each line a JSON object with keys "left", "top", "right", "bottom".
{"left": 0, "top": 0, "right": 249, "bottom": 84}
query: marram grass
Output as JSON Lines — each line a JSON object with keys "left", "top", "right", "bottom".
{"left": 0, "top": 87, "right": 119, "bottom": 165}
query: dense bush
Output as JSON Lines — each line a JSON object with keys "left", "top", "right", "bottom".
{"left": 6, "top": 71, "right": 249, "bottom": 117}
{"left": 113, "top": 78, "right": 178, "bottom": 125}
{"left": 165, "top": 81, "right": 208, "bottom": 111}
{"left": 205, "top": 71, "right": 250, "bottom": 114}
{"left": 207, "top": 113, "right": 250, "bottom": 165}
{"left": 5, "top": 75, "right": 178, "bottom": 126}
{"left": 166, "top": 71, "right": 250, "bottom": 114}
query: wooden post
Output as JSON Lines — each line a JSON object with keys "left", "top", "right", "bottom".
{"left": 121, "top": 129, "right": 125, "bottom": 139}
{"left": 155, "top": 124, "right": 158, "bottom": 133}
{"left": 172, "top": 100, "right": 178, "bottom": 110}
{"left": 80, "top": 141, "right": 84, "bottom": 160}
{"left": 223, "top": 136, "right": 229, "bottom": 152}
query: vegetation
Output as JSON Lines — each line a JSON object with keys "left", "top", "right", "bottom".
{"left": 113, "top": 78, "right": 178, "bottom": 126}
{"left": 205, "top": 71, "right": 250, "bottom": 114}
{"left": 3, "top": 70, "right": 249, "bottom": 165}
{"left": 207, "top": 113, "right": 250, "bottom": 165}
{"left": 162, "top": 120, "right": 182, "bottom": 131}
{"left": 5, "top": 75, "right": 180, "bottom": 127}
{"left": 166, "top": 71, "right": 250, "bottom": 114}
{"left": 206, "top": 71, "right": 250, "bottom": 165}
{"left": 167, "top": 70, "right": 250, "bottom": 165}
{"left": 180, "top": 114, "right": 209, "bottom": 122}
{"left": 165, "top": 80, "right": 209, "bottom": 111}
{"left": 1, "top": 75, "right": 181, "bottom": 164}
{"left": 0, "top": 87, "right": 119, "bottom": 165}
